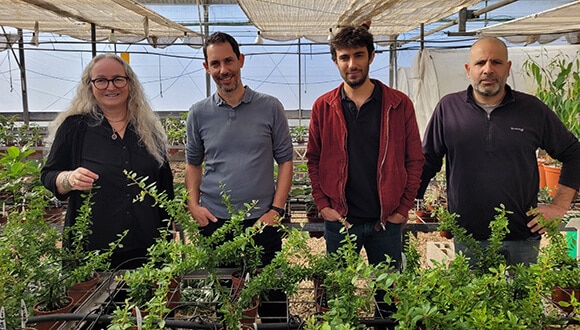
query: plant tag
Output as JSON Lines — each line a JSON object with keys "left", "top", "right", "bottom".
{"left": 20, "top": 299, "right": 28, "bottom": 329}
{"left": 0, "top": 306, "right": 6, "bottom": 330}
{"left": 134, "top": 306, "right": 143, "bottom": 330}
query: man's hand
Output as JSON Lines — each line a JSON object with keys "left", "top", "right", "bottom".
{"left": 188, "top": 203, "right": 217, "bottom": 227}
{"left": 320, "top": 207, "right": 341, "bottom": 221}
{"left": 387, "top": 212, "right": 408, "bottom": 225}
{"left": 527, "top": 184, "right": 575, "bottom": 234}
{"left": 257, "top": 209, "right": 281, "bottom": 226}
{"left": 320, "top": 207, "right": 351, "bottom": 227}
{"left": 526, "top": 203, "right": 568, "bottom": 234}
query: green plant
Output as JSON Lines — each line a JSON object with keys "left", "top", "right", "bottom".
{"left": 290, "top": 125, "right": 308, "bottom": 144}
{"left": 0, "top": 144, "right": 43, "bottom": 206}
{"left": 32, "top": 189, "right": 126, "bottom": 315}
{"left": 161, "top": 113, "right": 187, "bottom": 146}
{"left": 538, "top": 185, "right": 554, "bottom": 203}
{"left": 524, "top": 51, "right": 580, "bottom": 140}
{"left": 16, "top": 122, "right": 44, "bottom": 147}
{"left": 436, "top": 204, "right": 511, "bottom": 272}
{"left": 535, "top": 213, "right": 580, "bottom": 302}
{"left": 239, "top": 224, "right": 311, "bottom": 310}
{"left": 117, "top": 172, "right": 274, "bottom": 329}
{"left": 108, "top": 299, "right": 136, "bottom": 330}
{"left": 383, "top": 205, "right": 576, "bottom": 329}
{"left": 0, "top": 190, "right": 61, "bottom": 329}
{"left": 305, "top": 223, "right": 395, "bottom": 329}
{"left": 0, "top": 114, "right": 18, "bottom": 147}
{"left": 62, "top": 189, "right": 126, "bottom": 287}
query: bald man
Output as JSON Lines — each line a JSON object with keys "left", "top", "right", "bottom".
{"left": 417, "top": 37, "right": 580, "bottom": 266}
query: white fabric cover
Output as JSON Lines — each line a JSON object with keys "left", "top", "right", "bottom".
{"left": 237, "top": 0, "right": 481, "bottom": 45}
{"left": 0, "top": 0, "right": 202, "bottom": 48}
{"left": 406, "top": 44, "right": 580, "bottom": 137}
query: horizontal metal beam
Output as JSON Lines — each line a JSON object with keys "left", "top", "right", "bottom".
{"left": 136, "top": 0, "right": 238, "bottom": 5}
{"left": 0, "top": 110, "right": 313, "bottom": 122}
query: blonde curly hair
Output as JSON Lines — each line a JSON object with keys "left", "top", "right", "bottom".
{"left": 48, "top": 54, "right": 168, "bottom": 166}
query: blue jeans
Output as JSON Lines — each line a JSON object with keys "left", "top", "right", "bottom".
{"left": 454, "top": 235, "right": 541, "bottom": 267}
{"left": 324, "top": 220, "right": 402, "bottom": 270}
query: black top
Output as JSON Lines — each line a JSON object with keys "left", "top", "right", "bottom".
{"left": 341, "top": 82, "right": 382, "bottom": 224}
{"left": 419, "top": 85, "right": 580, "bottom": 240}
{"left": 41, "top": 114, "right": 174, "bottom": 254}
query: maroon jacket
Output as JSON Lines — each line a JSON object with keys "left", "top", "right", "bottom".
{"left": 306, "top": 79, "right": 425, "bottom": 222}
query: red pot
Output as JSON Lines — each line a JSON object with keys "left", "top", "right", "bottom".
{"left": 551, "top": 286, "right": 580, "bottom": 313}
{"left": 67, "top": 272, "right": 100, "bottom": 307}
{"left": 32, "top": 296, "right": 74, "bottom": 330}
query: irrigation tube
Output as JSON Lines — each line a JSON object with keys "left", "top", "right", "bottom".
{"left": 26, "top": 313, "right": 305, "bottom": 329}
{"left": 25, "top": 313, "right": 404, "bottom": 329}
{"left": 27, "top": 313, "right": 579, "bottom": 329}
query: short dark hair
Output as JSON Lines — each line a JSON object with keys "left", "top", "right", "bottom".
{"left": 330, "top": 25, "right": 375, "bottom": 62}
{"left": 203, "top": 32, "right": 241, "bottom": 62}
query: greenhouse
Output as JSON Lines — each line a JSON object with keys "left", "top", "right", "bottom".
{"left": 0, "top": 1, "right": 579, "bottom": 329}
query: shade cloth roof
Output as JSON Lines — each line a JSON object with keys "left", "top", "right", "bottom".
{"left": 474, "top": 1, "right": 580, "bottom": 44}
{"left": 0, "top": 0, "right": 202, "bottom": 47}
{"left": 236, "top": 0, "right": 482, "bottom": 44}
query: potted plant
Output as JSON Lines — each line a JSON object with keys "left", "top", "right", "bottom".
{"left": 161, "top": 113, "right": 187, "bottom": 156}
{"left": 119, "top": 172, "right": 311, "bottom": 329}
{"left": 110, "top": 174, "right": 191, "bottom": 328}
{"left": 16, "top": 122, "right": 44, "bottom": 159}
{"left": 0, "top": 191, "right": 61, "bottom": 329}
{"left": 236, "top": 225, "right": 311, "bottom": 324}
{"left": 381, "top": 205, "right": 576, "bottom": 329}
{"left": 209, "top": 201, "right": 266, "bottom": 328}
{"left": 121, "top": 262, "right": 179, "bottom": 328}
{"left": 536, "top": 213, "right": 580, "bottom": 314}
{"left": 0, "top": 114, "right": 18, "bottom": 147}
{"left": 24, "top": 197, "right": 73, "bottom": 330}
{"left": 0, "top": 144, "right": 43, "bottom": 209}
{"left": 62, "top": 189, "right": 126, "bottom": 307}
{"left": 290, "top": 125, "right": 308, "bottom": 145}
{"left": 524, "top": 51, "right": 580, "bottom": 197}
{"left": 524, "top": 51, "right": 580, "bottom": 141}
{"left": 415, "top": 170, "right": 446, "bottom": 223}
{"left": 304, "top": 221, "right": 394, "bottom": 328}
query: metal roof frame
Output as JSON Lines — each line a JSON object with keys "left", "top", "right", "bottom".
{"left": 0, "top": 0, "right": 203, "bottom": 47}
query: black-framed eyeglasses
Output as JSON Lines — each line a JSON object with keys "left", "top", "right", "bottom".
{"left": 90, "top": 76, "right": 129, "bottom": 90}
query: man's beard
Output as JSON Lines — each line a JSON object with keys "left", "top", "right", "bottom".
{"left": 473, "top": 82, "right": 502, "bottom": 97}
{"left": 216, "top": 74, "right": 238, "bottom": 93}
{"left": 472, "top": 74, "right": 504, "bottom": 98}
{"left": 345, "top": 78, "right": 365, "bottom": 88}
{"left": 218, "top": 82, "right": 238, "bottom": 93}
{"left": 343, "top": 71, "right": 367, "bottom": 88}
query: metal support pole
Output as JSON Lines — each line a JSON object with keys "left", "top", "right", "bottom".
{"left": 17, "top": 29, "right": 29, "bottom": 124}
{"left": 389, "top": 36, "right": 398, "bottom": 88}
{"left": 298, "top": 38, "right": 302, "bottom": 126}
{"left": 91, "top": 23, "right": 97, "bottom": 58}
{"left": 420, "top": 23, "right": 425, "bottom": 51}
{"left": 204, "top": 2, "right": 211, "bottom": 97}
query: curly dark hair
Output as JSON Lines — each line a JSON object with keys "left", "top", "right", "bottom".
{"left": 330, "top": 25, "right": 375, "bottom": 62}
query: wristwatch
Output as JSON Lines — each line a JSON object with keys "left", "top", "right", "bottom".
{"left": 268, "top": 205, "right": 286, "bottom": 217}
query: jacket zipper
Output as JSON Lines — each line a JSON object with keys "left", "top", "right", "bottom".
{"left": 340, "top": 110, "right": 349, "bottom": 215}
{"left": 377, "top": 104, "right": 391, "bottom": 222}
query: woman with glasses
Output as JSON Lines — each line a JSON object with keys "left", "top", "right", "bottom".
{"left": 41, "top": 54, "right": 174, "bottom": 269}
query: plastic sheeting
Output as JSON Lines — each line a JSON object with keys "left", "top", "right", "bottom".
{"left": 476, "top": 1, "right": 580, "bottom": 37}
{"left": 474, "top": 1, "right": 580, "bottom": 45}
{"left": 403, "top": 44, "right": 580, "bottom": 137}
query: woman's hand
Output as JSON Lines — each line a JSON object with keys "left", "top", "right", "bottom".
{"left": 58, "top": 167, "right": 99, "bottom": 193}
